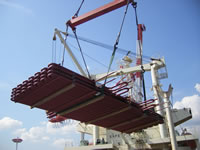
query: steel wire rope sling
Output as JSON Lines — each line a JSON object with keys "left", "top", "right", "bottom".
{"left": 61, "top": 25, "right": 69, "bottom": 66}
{"left": 73, "top": 30, "right": 91, "bottom": 78}
{"left": 73, "top": 0, "right": 85, "bottom": 18}
{"left": 103, "top": 0, "right": 131, "bottom": 86}
{"left": 66, "top": 41, "right": 111, "bottom": 70}
{"left": 132, "top": 1, "right": 147, "bottom": 102}
{"left": 65, "top": 0, "right": 91, "bottom": 78}
{"left": 53, "top": 26, "right": 68, "bottom": 66}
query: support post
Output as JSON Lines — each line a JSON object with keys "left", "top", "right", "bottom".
{"left": 195, "top": 139, "right": 200, "bottom": 150}
{"left": 81, "top": 132, "right": 85, "bottom": 141}
{"left": 16, "top": 143, "right": 18, "bottom": 150}
{"left": 150, "top": 62, "right": 168, "bottom": 140}
{"left": 163, "top": 85, "right": 178, "bottom": 150}
{"left": 93, "top": 125, "right": 99, "bottom": 145}
{"left": 135, "top": 24, "right": 145, "bottom": 102}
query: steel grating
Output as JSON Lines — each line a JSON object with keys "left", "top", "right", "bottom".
{"left": 11, "top": 63, "right": 163, "bottom": 133}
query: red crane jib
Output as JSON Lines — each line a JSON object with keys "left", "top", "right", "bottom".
{"left": 67, "top": 0, "right": 132, "bottom": 30}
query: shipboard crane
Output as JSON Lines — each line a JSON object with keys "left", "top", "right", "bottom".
{"left": 11, "top": 0, "right": 163, "bottom": 131}
{"left": 10, "top": 0, "right": 200, "bottom": 149}
{"left": 53, "top": 2, "right": 199, "bottom": 149}
{"left": 11, "top": 0, "right": 182, "bottom": 149}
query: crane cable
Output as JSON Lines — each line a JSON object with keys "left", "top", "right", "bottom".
{"left": 61, "top": 0, "right": 84, "bottom": 66}
{"left": 65, "top": 32, "right": 152, "bottom": 61}
{"left": 104, "top": 0, "right": 130, "bottom": 86}
{"left": 73, "top": 29, "right": 91, "bottom": 79}
{"left": 132, "top": 1, "right": 147, "bottom": 102}
{"left": 61, "top": 25, "right": 69, "bottom": 66}
{"left": 52, "top": 40, "right": 56, "bottom": 63}
{"left": 64, "top": 0, "right": 91, "bottom": 78}
{"left": 132, "top": 1, "right": 138, "bottom": 26}
{"left": 73, "top": 0, "right": 85, "bottom": 17}
{"left": 67, "top": 41, "right": 112, "bottom": 70}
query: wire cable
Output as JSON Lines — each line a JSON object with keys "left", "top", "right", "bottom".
{"left": 104, "top": 0, "right": 130, "bottom": 85}
{"left": 52, "top": 40, "right": 55, "bottom": 63}
{"left": 73, "top": 29, "right": 91, "bottom": 78}
{"left": 65, "top": 32, "right": 152, "bottom": 61}
{"left": 132, "top": 1, "right": 147, "bottom": 102}
{"left": 61, "top": 26, "right": 69, "bottom": 66}
{"left": 52, "top": 39, "right": 57, "bottom": 63}
{"left": 132, "top": 1, "right": 138, "bottom": 26}
{"left": 67, "top": 41, "right": 112, "bottom": 70}
{"left": 74, "top": 0, "right": 85, "bottom": 17}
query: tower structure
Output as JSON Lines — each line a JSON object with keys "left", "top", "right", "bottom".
{"left": 12, "top": 137, "right": 23, "bottom": 150}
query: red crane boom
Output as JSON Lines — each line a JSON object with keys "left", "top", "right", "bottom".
{"left": 67, "top": 0, "right": 132, "bottom": 30}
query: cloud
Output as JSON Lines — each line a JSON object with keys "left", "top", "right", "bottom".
{"left": 46, "top": 122, "right": 58, "bottom": 134}
{"left": 0, "top": 0, "right": 33, "bottom": 15}
{"left": 14, "top": 123, "right": 50, "bottom": 142}
{"left": 15, "top": 126, "right": 48, "bottom": 142}
{"left": 14, "top": 128, "right": 26, "bottom": 135}
{"left": 0, "top": 116, "right": 79, "bottom": 148}
{"left": 14, "top": 121, "right": 78, "bottom": 142}
{"left": 14, "top": 126, "right": 48, "bottom": 142}
{"left": 42, "top": 136, "right": 50, "bottom": 141}
{"left": 187, "top": 125, "right": 200, "bottom": 139}
{"left": 195, "top": 83, "right": 200, "bottom": 93}
{"left": 0, "top": 117, "right": 22, "bottom": 130}
{"left": 53, "top": 138, "right": 74, "bottom": 148}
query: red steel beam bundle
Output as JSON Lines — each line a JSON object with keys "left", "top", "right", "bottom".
{"left": 11, "top": 63, "right": 163, "bottom": 133}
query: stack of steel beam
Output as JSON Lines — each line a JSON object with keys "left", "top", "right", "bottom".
{"left": 11, "top": 63, "right": 163, "bottom": 133}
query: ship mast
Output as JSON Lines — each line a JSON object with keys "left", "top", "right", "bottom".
{"left": 135, "top": 24, "right": 145, "bottom": 102}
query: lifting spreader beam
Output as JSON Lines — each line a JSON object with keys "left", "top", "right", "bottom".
{"left": 67, "top": 0, "right": 132, "bottom": 30}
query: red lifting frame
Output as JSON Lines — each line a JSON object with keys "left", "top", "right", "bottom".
{"left": 67, "top": 0, "right": 132, "bottom": 30}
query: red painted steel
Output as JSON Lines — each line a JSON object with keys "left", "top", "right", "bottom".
{"left": 67, "top": 0, "right": 131, "bottom": 30}
{"left": 11, "top": 63, "right": 163, "bottom": 133}
{"left": 64, "top": 96, "right": 130, "bottom": 122}
{"left": 49, "top": 115, "right": 67, "bottom": 123}
{"left": 93, "top": 108, "right": 143, "bottom": 128}
{"left": 137, "top": 24, "right": 146, "bottom": 42}
{"left": 12, "top": 138, "right": 23, "bottom": 143}
{"left": 136, "top": 24, "right": 146, "bottom": 79}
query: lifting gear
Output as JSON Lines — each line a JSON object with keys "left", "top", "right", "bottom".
{"left": 66, "top": 0, "right": 133, "bottom": 30}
